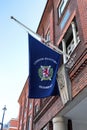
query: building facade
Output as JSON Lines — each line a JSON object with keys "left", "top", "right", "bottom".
{"left": 3, "top": 118, "right": 18, "bottom": 130}
{"left": 18, "top": 0, "right": 87, "bottom": 130}
{"left": 8, "top": 118, "right": 18, "bottom": 130}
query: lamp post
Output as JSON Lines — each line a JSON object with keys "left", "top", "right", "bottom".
{"left": 1, "top": 105, "right": 7, "bottom": 130}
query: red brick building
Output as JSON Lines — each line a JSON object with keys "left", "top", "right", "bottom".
{"left": 8, "top": 118, "right": 18, "bottom": 130}
{"left": 3, "top": 118, "right": 18, "bottom": 130}
{"left": 18, "top": 0, "right": 87, "bottom": 130}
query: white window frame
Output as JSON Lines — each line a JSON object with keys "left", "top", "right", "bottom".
{"left": 59, "top": 0, "right": 68, "bottom": 18}
{"left": 45, "top": 30, "right": 50, "bottom": 43}
{"left": 29, "top": 102, "right": 32, "bottom": 110}
{"left": 67, "top": 32, "right": 80, "bottom": 55}
{"left": 43, "top": 126, "right": 48, "bottom": 130}
{"left": 35, "top": 104, "right": 39, "bottom": 114}
{"left": 62, "top": 22, "right": 80, "bottom": 64}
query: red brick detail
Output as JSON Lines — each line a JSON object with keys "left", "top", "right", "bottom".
{"left": 72, "top": 66, "right": 87, "bottom": 97}
{"left": 77, "top": 0, "right": 87, "bottom": 43}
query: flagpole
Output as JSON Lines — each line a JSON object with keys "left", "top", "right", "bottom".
{"left": 11, "top": 16, "right": 69, "bottom": 58}
{"left": 11, "top": 16, "right": 43, "bottom": 40}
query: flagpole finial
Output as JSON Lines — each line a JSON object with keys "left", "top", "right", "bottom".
{"left": 11, "top": 16, "right": 14, "bottom": 19}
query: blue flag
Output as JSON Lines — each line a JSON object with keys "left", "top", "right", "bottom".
{"left": 28, "top": 34, "right": 61, "bottom": 98}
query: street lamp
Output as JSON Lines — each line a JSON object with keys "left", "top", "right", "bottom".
{"left": 1, "top": 105, "right": 7, "bottom": 130}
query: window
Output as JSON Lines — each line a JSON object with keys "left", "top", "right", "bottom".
{"left": 66, "top": 24, "right": 80, "bottom": 56}
{"left": 60, "top": 10, "right": 70, "bottom": 29}
{"left": 43, "top": 126, "right": 48, "bottom": 130}
{"left": 45, "top": 30, "right": 50, "bottom": 43}
{"left": 29, "top": 102, "right": 32, "bottom": 110}
{"left": 61, "top": 18, "right": 80, "bottom": 63}
{"left": 24, "top": 124, "right": 26, "bottom": 130}
{"left": 24, "top": 111, "right": 27, "bottom": 118}
{"left": 20, "top": 119, "right": 22, "bottom": 126}
{"left": 34, "top": 104, "right": 39, "bottom": 115}
{"left": 65, "top": 26, "right": 74, "bottom": 55}
{"left": 58, "top": 0, "right": 68, "bottom": 18}
{"left": 27, "top": 115, "right": 32, "bottom": 130}
{"left": 25, "top": 97, "right": 28, "bottom": 108}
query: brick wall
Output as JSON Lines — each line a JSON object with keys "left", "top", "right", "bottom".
{"left": 77, "top": 0, "right": 87, "bottom": 43}
{"left": 9, "top": 119, "right": 18, "bottom": 130}
{"left": 35, "top": 0, "right": 87, "bottom": 129}
{"left": 72, "top": 65, "right": 87, "bottom": 97}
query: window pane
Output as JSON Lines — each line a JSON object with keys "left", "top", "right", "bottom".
{"left": 58, "top": 0, "right": 68, "bottom": 18}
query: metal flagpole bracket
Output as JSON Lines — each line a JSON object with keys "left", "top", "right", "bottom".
{"left": 48, "top": 43, "right": 70, "bottom": 59}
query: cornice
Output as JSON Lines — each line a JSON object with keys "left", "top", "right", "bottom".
{"left": 33, "top": 96, "right": 58, "bottom": 123}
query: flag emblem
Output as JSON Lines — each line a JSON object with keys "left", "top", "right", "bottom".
{"left": 38, "top": 65, "right": 53, "bottom": 81}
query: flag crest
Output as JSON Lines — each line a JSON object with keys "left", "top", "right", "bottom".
{"left": 28, "top": 34, "right": 61, "bottom": 98}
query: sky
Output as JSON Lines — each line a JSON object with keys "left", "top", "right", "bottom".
{"left": 0, "top": 0, "right": 47, "bottom": 124}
